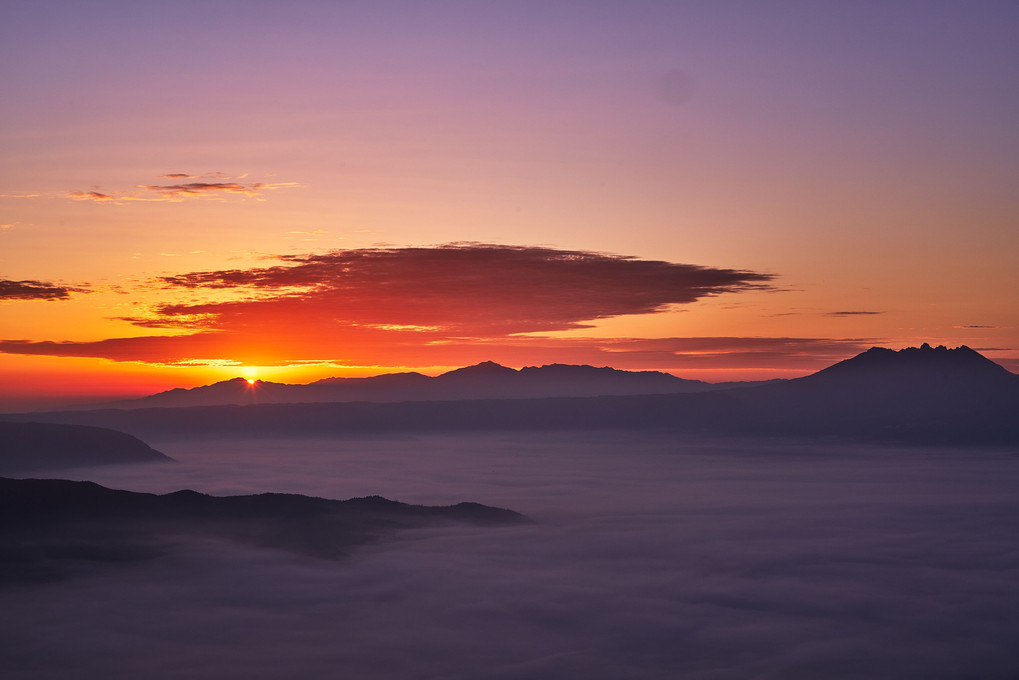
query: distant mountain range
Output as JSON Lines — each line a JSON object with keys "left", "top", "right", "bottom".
{"left": 3, "top": 345, "right": 1016, "bottom": 447}
{"left": 87, "top": 361, "right": 775, "bottom": 409}
{"left": 0, "top": 477, "right": 526, "bottom": 585}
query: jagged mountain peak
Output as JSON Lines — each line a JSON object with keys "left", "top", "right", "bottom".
{"left": 784, "top": 344, "right": 1017, "bottom": 400}
{"left": 820, "top": 343, "right": 1010, "bottom": 376}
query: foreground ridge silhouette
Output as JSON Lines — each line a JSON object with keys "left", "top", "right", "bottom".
{"left": 0, "top": 477, "right": 527, "bottom": 585}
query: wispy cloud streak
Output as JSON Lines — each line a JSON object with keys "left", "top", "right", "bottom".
{"left": 64, "top": 173, "right": 299, "bottom": 203}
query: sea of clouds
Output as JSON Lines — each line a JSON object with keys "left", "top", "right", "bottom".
{"left": 3, "top": 432, "right": 1018, "bottom": 679}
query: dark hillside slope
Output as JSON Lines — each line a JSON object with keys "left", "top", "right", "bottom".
{"left": 0, "top": 422, "right": 172, "bottom": 474}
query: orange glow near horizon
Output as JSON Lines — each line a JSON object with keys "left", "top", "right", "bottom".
{"left": 1, "top": 329, "right": 1017, "bottom": 412}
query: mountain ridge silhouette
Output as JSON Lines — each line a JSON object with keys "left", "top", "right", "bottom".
{"left": 81, "top": 361, "right": 767, "bottom": 409}
{"left": 2, "top": 346, "right": 1015, "bottom": 446}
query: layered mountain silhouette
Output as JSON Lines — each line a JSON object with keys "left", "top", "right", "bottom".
{"left": 2, "top": 345, "right": 1016, "bottom": 446}
{"left": 0, "top": 477, "right": 527, "bottom": 585}
{"left": 87, "top": 361, "right": 768, "bottom": 409}
{"left": 0, "top": 422, "right": 172, "bottom": 474}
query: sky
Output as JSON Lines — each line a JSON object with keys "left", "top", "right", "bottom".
{"left": 1, "top": 1, "right": 1017, "bottom": 408}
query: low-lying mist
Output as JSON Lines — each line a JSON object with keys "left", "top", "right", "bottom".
{"left": 4, "top": 432, "right": 1019, "bottom": 679}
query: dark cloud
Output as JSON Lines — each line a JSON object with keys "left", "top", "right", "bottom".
{"left": 154, "top": 244, "right": 775, "bottom": 334}
{"left": 955, "top": 325, "right": 1003, "bottom": 329}
{"left": 0, "top": 334, "right": 232, "bottom": 365}
{"left": 0, "top": 278, "right": 86, "bottom": 301}
{"left": 826, "top": 310, "right": 883, "bottom": 317}
{"left": 160, "top": 173, "right": 195, "bottom": 179}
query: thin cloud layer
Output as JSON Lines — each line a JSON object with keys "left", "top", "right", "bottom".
{"left": 67, "top": 191, "right": 117, "bottom": 202}
{"left": 585, "top": 336, "right": 874, "bottom": 367}
{"left": 141, "top": 182, "right": 265, "bottom": 198}
{"left": 0, "top": 278, "right": 86, "bottom": 301}
{"left": 0, "top": 332, "right": 869, "bottom": 372}
{"left": 65, "top": 173, "right": 299, "bottom": 203}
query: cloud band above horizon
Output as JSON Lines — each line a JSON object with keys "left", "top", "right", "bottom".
{"left": 1, "top": 244, "right": 787, "bottom": 368}
{"left": 150, "top": 243, "right": 775, "bottom": 334}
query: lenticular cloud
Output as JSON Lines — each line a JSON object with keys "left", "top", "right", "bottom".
{"left": 0, "top": 244, "right": 777, "bottom": 367}
{"left": 152, "top": 243, "right": 774, "bottom": 334}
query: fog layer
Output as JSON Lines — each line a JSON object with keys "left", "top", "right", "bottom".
{"left": 4, "top": 432, "right": 1018, "bottom": 679}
